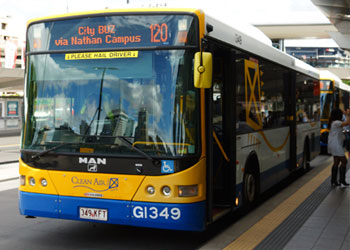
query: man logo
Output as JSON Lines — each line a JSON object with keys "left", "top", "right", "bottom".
{"left": 87, "top": 164, "right": 98, "bottom": 172}
{"left": 79, "top": 157, "right": 106, "bottom": 172}
{"left": 79, "top": 157, "right": 106, "bottom": 165}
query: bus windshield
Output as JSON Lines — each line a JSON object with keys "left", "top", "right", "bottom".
{"left": 23, "top": 49, "right": 199, "bottom": 157}
{"left": 320, "top": 80, "right": 333, "bottom": 120}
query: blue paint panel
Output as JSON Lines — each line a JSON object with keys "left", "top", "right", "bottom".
{"left": 130, "top": 201, "right": 206, "bottom": 231}
{"left": 19, "top": 191, "right": 59, "bottom": 218}
{"left": 18, "top": 191, "right": 206, "bottom": 231}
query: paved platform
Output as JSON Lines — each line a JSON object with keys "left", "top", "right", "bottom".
{"left": 283, "top": 180, "right": 349, "bottom": 250}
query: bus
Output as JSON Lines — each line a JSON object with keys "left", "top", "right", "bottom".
{"left": 320, "top": 70, "right": 350, "bottom": 153}
{"left": 19, "top": 8, "right": 320, "bottom": 231}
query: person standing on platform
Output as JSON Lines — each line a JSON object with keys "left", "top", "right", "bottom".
{"left": 328, "top": 108, "right": 350, "bottom": 187}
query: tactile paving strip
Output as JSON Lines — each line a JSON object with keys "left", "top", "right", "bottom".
{"left": 254, "top": 176, "right": 333, "bottom": 250}
{"left": 224, "top": 165, "right": 333, "bottom": 250}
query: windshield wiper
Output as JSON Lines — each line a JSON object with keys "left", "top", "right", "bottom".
{"left": 31, "top": 142, "right": 81, "bottom": 160}
{"left": 31, "top": 135, "right": 161, "bottom": 168}
{"left": 117, "top": 136, "right": 161, "bottom": 168}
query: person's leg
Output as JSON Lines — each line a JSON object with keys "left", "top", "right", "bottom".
{"left": 339, "top": 156, "right": 349, "bottom": 186}
{"left": 331, "top": 156, "right": 341, "bottom": 186}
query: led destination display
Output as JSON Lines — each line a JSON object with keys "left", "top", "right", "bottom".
{"left": 27, "top": 15, "right": 198, "bottom": 52}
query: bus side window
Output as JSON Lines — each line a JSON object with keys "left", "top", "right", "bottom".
{"left": 296, "top": 78, "right": 319, "bottom": 123}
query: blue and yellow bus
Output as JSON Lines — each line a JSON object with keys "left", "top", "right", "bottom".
{"left": 19, "top": 8, "right": 320, "bottom": 231}
{"left": 319, "top": 70, "right": 350, "bottom": 153}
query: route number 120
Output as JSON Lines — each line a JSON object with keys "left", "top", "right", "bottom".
{"left": 149, "top": 23, "right": 168, "bottom": 43}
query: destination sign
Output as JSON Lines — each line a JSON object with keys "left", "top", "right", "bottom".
{"left": 27, "top": 15, "right": 198, "bottom": 52}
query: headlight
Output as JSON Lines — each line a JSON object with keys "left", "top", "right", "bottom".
{"left": 146, "top": 185, "right": 155, "bottom": 195}
{"left": 161, "top": 186, "right": 171, "bottom": 196}
{"left": 29, "top": 177, "right": 36, "bottom": 186}
{"left": 178, "top": 185, "right": 198, "bottom": 197}
{"left": 40, "top": 178, "right": 48, "bottom": 187}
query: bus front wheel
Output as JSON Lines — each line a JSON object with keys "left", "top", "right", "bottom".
{"left": 243, "top": 169, "right": 259, "bottom": 207}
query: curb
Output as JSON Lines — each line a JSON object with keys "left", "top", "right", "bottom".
{"left": 0, "top": 177, "right": 19, "bottom": 183}
{"left": 0, "top": 161, "right": 19, "bottom": 165}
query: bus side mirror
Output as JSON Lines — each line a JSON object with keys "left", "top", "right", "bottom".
{"left": 194, "top": 52, "right": 212, "bottom": 88}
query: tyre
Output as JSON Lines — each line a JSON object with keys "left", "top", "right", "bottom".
{"left": 243, "top": 169, "right": 258, "bottom": 207}
{"left": 301, "top": 143, "right": 310, "bottom": 172}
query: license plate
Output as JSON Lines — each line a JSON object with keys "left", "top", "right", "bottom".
{"left": 79, "top": 207, "right": 108, "bottom": 221}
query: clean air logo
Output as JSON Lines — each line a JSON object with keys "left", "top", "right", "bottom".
{"left": 71, "top": 176, "right": 118, "bottom": 192}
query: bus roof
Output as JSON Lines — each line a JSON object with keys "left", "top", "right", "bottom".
{"left": 205, "top": 14, "right": 320, "bottom": 79}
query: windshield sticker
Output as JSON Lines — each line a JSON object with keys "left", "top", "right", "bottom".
{"left": 80, "top": 148, "right": 94, "bottom": 153}
{"left": 65, "top": 51, "right": 139, "bottom": 60}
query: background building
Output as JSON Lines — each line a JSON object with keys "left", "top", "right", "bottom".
{"left": 0, "top": 16, "right": 24, "bottom": 135}
{"left": 0, "top": 15, "right": 25, "bottom": 70}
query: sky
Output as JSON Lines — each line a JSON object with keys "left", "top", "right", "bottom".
{"left": 0, "top": 0, "right": 329, "bottom": 39}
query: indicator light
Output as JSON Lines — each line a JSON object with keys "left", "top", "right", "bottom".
{"left": 20, "top": 175, "right": 26, "bottom": 186}
{"left": 178, "top": 185, "right": 198, "bottom": 197}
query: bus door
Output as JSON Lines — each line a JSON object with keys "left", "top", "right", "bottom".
{"left": 206, "top": 42, "right": 236, "bottom": 222}
{"left": 286, "top": 72, "right": 297, "bottom": 170}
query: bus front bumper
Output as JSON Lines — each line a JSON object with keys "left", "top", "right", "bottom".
{"left": 18, "top": 191, "right": 206, "bottom": 231}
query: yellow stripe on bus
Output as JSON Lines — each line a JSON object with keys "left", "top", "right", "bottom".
{"left": 258, "top": 130, "right": 290, "bottom": 152}
{"left": 65, "top": 51, "right": 138, "bottom": 60}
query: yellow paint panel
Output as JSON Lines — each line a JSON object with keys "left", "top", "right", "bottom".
{"left": 19, "top": 158, "right": 145, "bottom": 200}
{"left": 19, "top": 156, "right": 206, "bottom": 203}
{"left": 19, "top": 159, "right": 58, "bottom": 195}
{"left": 49, "top": 171, "right": 145, "bottom": 200}
{"left": 133, "top": 158, "right": 206, "bottom": 203}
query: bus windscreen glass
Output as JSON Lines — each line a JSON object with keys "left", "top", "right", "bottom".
{"left": 27, "top": 15, "right": 197, "bottom": 51}
{"left": 23, "top": 49, "right": 199, "bottom": 157}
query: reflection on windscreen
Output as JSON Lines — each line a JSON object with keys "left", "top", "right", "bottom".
{"left": 25, "top": 50, "right": 198, "bottom": 157}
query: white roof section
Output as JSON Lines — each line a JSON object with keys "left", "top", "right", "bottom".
{"left": 338, "top": 81, "right": 350, "bottom": 93}
{"left": 205, "top": 14, "right": 320, "bottom": 79}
